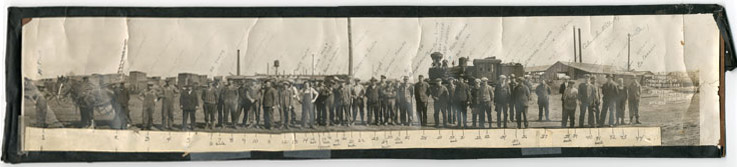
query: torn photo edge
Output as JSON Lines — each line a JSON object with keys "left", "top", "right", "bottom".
{"left": 3, "top": 5, "right": 731, "bottom": 163}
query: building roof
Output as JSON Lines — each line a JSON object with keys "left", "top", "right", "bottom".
{"left": 524, "top": 65, "right": 551, "bottom": 72}
{"left": 556, "top": 61, "right": 622, "bottom": 74}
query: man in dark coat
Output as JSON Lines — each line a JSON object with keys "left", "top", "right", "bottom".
{"left": 535, "top": 80, "right": 551, "bottom": 121}
{"left": 599, "top": 75, "right": 618, "bottom": 127}
{"left": 628, "top": 79, "right": 642, "bottom": 124}
{"left": 513, "top": 77, "right": 531, "bottom": 128}
{"left": 261, "top": 80, "right": 279, "bottom": 129}
{"left": 431, "top": 78, "right": 449, "bottom": 128}
{"left": 588, "top": 76, "right": 601, "bottom": 127}
{"left": 495, "top": 75, "right": 512, "bottom": 128}
{"left": 202, "top": 82, "right": 218, "bottom": 129}
{"left": 577, "top": 75, "right": 591, "bottom": 127}
{"left": 111, "top": 82, "right": 130, "bottom": 129}
{"left": 454, "top": 78, "right": 472, "bottom": 128}
{"left": 414, "top": 75, "right": 431, "bottom": 126}
{"left": 366, "top": 78, "right": 381, "bottom": 125}
{"left": 180, "top": 84, "right": 199, "bottom": 131}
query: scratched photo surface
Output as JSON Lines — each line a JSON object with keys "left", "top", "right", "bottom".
{"left": 19, "top": 15, "right": 720, "bottom": 152}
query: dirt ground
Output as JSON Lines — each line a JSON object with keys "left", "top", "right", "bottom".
{"left": 22, "top": 86, "right": 699, "bottom": 146}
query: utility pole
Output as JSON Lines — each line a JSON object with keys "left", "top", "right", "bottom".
{"left": 312, "top": 54, "right": 315, "bottom": 76}
{"left": 236, "top": 49, "right": 241, "bottom": 75}
{"left": 628, "top": 33, "right": 631, "bottom": 71}
{"left": 347, "top": 17, "right": 354, "bottom": 77}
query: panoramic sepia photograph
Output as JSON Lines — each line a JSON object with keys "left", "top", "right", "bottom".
{"left": 20, "top": 14, "right": 720, "bottom": 151}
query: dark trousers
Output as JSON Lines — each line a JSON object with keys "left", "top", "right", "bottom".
{"left": 368, "top": 102, "right": 379, "bottom": 125}
{"left": 561, "top": 107, "right": 575, "bottom": 128}
{"left": 538, "top": 100, "right": 549, "bottom": 121}
{"left": 241, "top": 102, "right": 254, "bottom": 126}
{"left": 217, "top": 100, "right": 223, "bottom": 124}
{"left": 375, "top": 101, "right": 384, "bottom": 124}
{"left": 447, "top": 102, "right": 455, "bottom": 123}
{"left": 221, "top": 101, "right": 235, "bottom": 126}
{"left": 616, "top": 99, "right": 627, "bottom": 123}
{"left": 578, "top": 102, "right": 589, "bottom": 127}
{"left": 182, "top": 109, "right": 196, "bottom": 130}
{"left": 263, "top": 106, "right": 275, "bottom": 129}
{"left": 484, "top": 102, "right": 493, "bottom": 128}
{"left": 316, "top": 101, "right": 326, "bottom": 125}
{"left": 433, "top": 102, "right": 447, "bottom": 127}
{"left": 353, "top": 99, "right": 366, "bottom": 124}
{"left": 629, "top": 99, "right": 640, "bottom": 121}
{"left": 236, "top": 101, "right": 249, "bottom": 125}
{"left": 455, "top": 102, "right": 468, "bottom": 128}
{"left": 588, "top": 103, "right": 600, "bottom": 127}
{"left": 231, "top": 102, "right": 243, "bottom": 125}
{"left": 204, "top": 103, "right": 216, "bottom": 126}
{"left": 80, "top": 106, "right": 95, "bottom": 127}
{"left": 141, "top": 106, "right": 153, "bottom": 129}
{"left": 508, "top": 102, "right": 516, "bottom": 121}
{"left": 599, "top": 99, "right": 616, "bottom": 126}
{"left": 383, "top": 100, "right": 396, "bottom": 124}
{"left": 515, "top": 104, "right": 529, "bottom": 128}
{"left": 399, "top": 100, "right": 413, "bottom": 125}
{"left": 473, "top": 103, "right": 491, "bottom": 128}
{"left": 281, "top": 105, "right": 292, "bottom": 127}
{"left": 161, "top": 100, "right": 175, "bottom": 129}
{"left": 416, "top": 101, "right": 429, "bottom": 126}
{"left": 495, "top": 102, "right": 508, "bottom": 128}
{"left": 325, "top": 101, "right": 335, "bottom": 125}
{"left": 111, "top": 103, "right": 128, "bottom": 129}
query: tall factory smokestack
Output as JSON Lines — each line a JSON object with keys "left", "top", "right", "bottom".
{"left": 578, "top": 28, "right": 582, "bottom": 63}
{"left": 573, "top": 26, "right": 577, "bottom": 62}
{"left": 237, "top": 50, "right": 241, "bottom": 75}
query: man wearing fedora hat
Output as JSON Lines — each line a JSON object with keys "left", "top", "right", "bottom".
{"left": 414, "top": 75, "right": 431, "bottom": 126}
{"left": 366, "top": 77, "right": 380, "bottom": 125}
{"left": 180, "top": 84, "right": 199, "bottom": 131}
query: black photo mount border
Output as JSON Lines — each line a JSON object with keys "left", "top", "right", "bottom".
{"left": 3, "top": 5, "right": 730, "bottom": 163}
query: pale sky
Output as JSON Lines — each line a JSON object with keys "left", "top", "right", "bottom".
{"left": 22, "top": 15, "right": 718, "bottom": 80}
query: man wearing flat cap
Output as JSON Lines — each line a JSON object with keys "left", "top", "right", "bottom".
{"left": 431, "top": 78, "right": 449, "bottom": 128}
{"left": 454, "top": 77, "right": 472, "bottom": 128}
{"left": 397, "top": 76, "right": 414, "bottom": 126}
{"left": 599, "top": 74, "right": 618, "bottom": 127}
{"left": 495, "top": 75, "right": 512, "bottom": 128}
{"left": 139, "top": 83, "right": 160, "bottom": 130}
{"left": 513, "top": 77, "right": 531, "bottom": 128}
{"left": 161, "top": 80, "right": 178, "bottom": 129}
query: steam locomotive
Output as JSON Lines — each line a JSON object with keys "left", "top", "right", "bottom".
{"left": 427, "top": 52, "right": 524, "bottom": 84}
